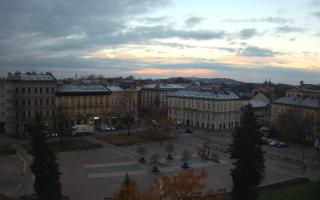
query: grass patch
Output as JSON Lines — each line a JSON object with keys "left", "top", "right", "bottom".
{"left": 258, "top": 181, "right": 320, "bottom": 200}
{"left": 0, "top": 144, "right": 16, "bottom": 155}
{"left": 96, "top": 131, "right": 169, "bottom": 146}
{"left": 23, "top": 137, "right": 102, "bottom": 154}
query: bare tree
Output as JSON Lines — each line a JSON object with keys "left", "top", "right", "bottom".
{"left": 165, "top": 143, "right": 174, "bottom": 160}
{"left": 137, "top": 145, "right": 147, "bottom": 163}
{"left": 150, "top": 153, "right": 160, "bottom": 173}
{"left": 116, "top": 94, "right": 137, "bottom": 136}
{"left": 54, "top": 105, "right": 69, "bottom": 143}
{"left": 181, "top": 150, "right": 191, "bottom": 169}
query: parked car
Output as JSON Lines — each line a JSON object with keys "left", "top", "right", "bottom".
{"left": 268, "top": 138, "right": 289, "bottom": 148}
{"left": 100, "top": 124, "right": 111, "bottom": 132}
{"left": 18, "top": 132, "right": 30, "bottom": 139}
{"left": 276, "top": 141, "right": 289, "bottom": 148}
{"left": 114, "top": 123, "right": 127, "bottom": 129}
{"left": 268, "top": 139, "right": 279, "bottom": 146}
{"left": 109, "top": 125, "right": 116, "bottom": 131}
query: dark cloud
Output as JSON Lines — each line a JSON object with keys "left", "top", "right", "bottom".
{"left": 238, "top": 28, "right": 258, "bottom": 39}
{"left": 0, "top": 0, "right": 170, "bottom": 62}
{"left": 311, "top": 0, "right": 320, "bottom": 6}
{"left": 140, "top": 16, "right": 169, "bottom": 24}
{"left": 239, "top": 46, "right": 279, "bottom": 57}
{"left": 275, "top": 26, "right": 305, "bottom": 33}
{"left": 312, "top": 11, "right": 320, "bottom": 18}
{"left": 122, "top": 26, "right": 226, "bottom": 40}
{"left": 185, "top": 16, "right": 203, "bottom": 27}
{"left": 222, "top": 17, "right": 293, "bottom": 24}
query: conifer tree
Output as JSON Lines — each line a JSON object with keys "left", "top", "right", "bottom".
{"left": 230, "top": 105, "right": 265, "bottom": 200}
{"left": 30, "top": 114, "right": 62, "bottom": 200}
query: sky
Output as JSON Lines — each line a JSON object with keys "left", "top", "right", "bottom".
{"left": 0, "top": 0, "right": 319, "bottom": 84}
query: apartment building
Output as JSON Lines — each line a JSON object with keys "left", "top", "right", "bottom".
{"left": 168, "top": 90, "right": 242, "bottom": 130}
{"left": 6, "top": 72, "right": 57, "bottom": 135}
{"left": 141, "top": 83, "right": 184, "bottom": 110}
{"left": 108, "top": 86, "right": 138, "bottom": 123}
{"left": 0, "top": 79, "right": 14, "bottom": 134}
{"left": 55, "top": 84, "right": 111, "bottom": 127}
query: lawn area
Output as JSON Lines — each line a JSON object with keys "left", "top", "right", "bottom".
{"left": 0, "top": 144, "right": 16, "bottom": 155}
{"left": 23, "top": 137, "right": 102, "bottom": 154}
{"left": 96, "top": 131, "right": 168, "bottom": 146}
{"left": 258, "top": 181, "right": 320, "bottom": 200}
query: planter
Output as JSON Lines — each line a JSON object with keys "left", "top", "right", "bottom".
{"left": 181, "top": 162, "right": 190, "bottom": 169}
{"left": 151, "top": 166, "right": 160, "bottom": 173}
{"left": 139, "top": 157, "right": 146, "bottom": 163}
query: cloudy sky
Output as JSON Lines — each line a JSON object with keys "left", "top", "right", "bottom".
{"left": 0, "top": 0, "right": 320, "bottom": 84}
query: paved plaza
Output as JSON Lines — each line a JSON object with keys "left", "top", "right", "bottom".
{"left": 1, "top": 128, "right": 320, "bottom": 200}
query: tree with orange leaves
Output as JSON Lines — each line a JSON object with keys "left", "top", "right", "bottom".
{"left": 143, "top": 169, "right": 213, "bottom": 200}
{"left": 113, "top": 173, "right": 141, "bottom": 200}
{"left": 144, "top": 107, "right": 175, "bottom": 140}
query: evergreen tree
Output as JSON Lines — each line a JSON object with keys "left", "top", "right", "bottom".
{"left": 230, "top": 105, "right": 265, "bottom": 200}
{"left": 30, "top": 115, "right": 62, "bottom": 200}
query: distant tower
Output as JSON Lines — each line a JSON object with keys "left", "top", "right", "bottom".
{"left": 300, "top": 80, "right": 304, "bottom": 88}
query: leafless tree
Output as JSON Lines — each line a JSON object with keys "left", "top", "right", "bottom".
{"left": 150, "top": 153, "right": 160, "bottom": 173}
{"left": 137, "top": 145, "right": 148, "bottom": 163}
{"left": 54, "top": 105, "right": 70, "bottom": 143}
{"left": 165, "top": 143, "right": 174, "bottom": 160}
{"left": 116, "top": 94, "right": 137, "bottom": 136}
{"left": 181, "top": 150, "right": 191, "bottom": 169}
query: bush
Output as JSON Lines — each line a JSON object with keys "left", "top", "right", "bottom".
{"left": 0, "top": 145, "right": 16, "bottom": 156}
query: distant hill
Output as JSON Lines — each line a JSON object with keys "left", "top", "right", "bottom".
{"left": 180, "top": 77, "right": 242, "bottom": 85}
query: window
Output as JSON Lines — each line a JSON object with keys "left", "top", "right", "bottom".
{"left": 39, "top": 110, "right": 43, "bottom": 116}
{"left": 52, "top": 87, "right": 55, "bottom": 94}
{"left": 22, "top": 111, "right": 26, "bottom": 119}
{"left": 22, "top": 88, "right": 25, "bottom": 94}
{"left": 34, "top": 88, "right": 37, "bottom": 94}
{"left": 28, "top": 111, "right": 31, "bottom": 118}
{"left": 15, "top": 88, "right": 18, "bottom": 94}
{"left": 40, "top": 99, "right": 42, "bottom": 105}
{"left": 22, "top": 99, "right": 25, "bottom": 106}
{"left": 52, "top": 110, "right": 55, "bottom": 117}
{"left": 34, "top": 100, "right": 38, "bottom": 106}
{"left": 40, "top": 87, "right": 42, "bottom": 94}
{"left": 51, "top": 98, "right": 54, "bottom": 105}
{"left": 46, "top": 99, "right": 49, "bottom": 105}
{"left": 46, "top": 87, "right": 49, "bottom": 94}
{"left": 35, "top": 111, "right": 38, "bottom": 116}
{"left": 46, "top": 110, "right": 50, "bottom": 117}
{"left": 27, "top": 88, "right": 30, "bottom": 94}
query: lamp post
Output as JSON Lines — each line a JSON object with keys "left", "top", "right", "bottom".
{"left": 94, "top": 116, "right": 99, "bottom": 134}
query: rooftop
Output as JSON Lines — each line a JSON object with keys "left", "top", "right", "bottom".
{"left": 246, "top": 99, "right": 268, "bottom": 108}
{"left": 56, "top": 84, "right": 110, "bottom": 96}
{"left": 7, "top": 72, "right": 56, "bottom": 81}
{"left": 168, "top": 90, "right": 240, "bottom": 100}
{"left": 143, "top": 83, "right": 185, "bottom": 90}
{"left": 273, "top": 96, "right": 320, "bottom": 109}
{"left": 107, "top": 86, "right": 124, "bottom": 92}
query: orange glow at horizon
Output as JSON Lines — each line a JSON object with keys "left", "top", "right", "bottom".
{"left": 131, "top": 68, "right": 215, "bottom": 77}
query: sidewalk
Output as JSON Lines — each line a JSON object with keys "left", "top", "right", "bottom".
{"left": 10, "top": 144, "right": 34, "bottom": 197}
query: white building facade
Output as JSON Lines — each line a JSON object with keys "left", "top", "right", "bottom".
{"left": 168, "top": 90, "right": 242, "bottom": 130}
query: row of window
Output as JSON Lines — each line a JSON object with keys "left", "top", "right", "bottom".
{"left": 15, "top": 87, "right": 55, "bottom": 95}
{"left": 16, "top": 98, "right": 55, "bottom": 106}
{"left": 169, "top": 109, "right": 238, "bottom": 120}
{"left": 17, "top": 110, "right": 55, "bottom": 119}
{"left": 169, "top": 99, "right": 240, "bottom": 111}
{"left": 179, "top": 119, "right": 236, "bottom": 130}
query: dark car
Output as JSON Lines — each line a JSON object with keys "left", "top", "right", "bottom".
{"left": 276, "top": 141, "right": 289, "bottom": 148}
